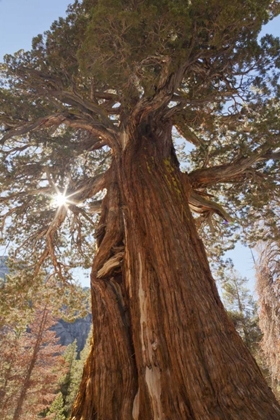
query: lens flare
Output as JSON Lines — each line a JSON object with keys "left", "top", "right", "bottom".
{"left": 51, "top": 192, "right": 68, "bottom": 208}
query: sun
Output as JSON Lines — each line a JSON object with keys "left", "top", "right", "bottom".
{"left": 51, "top": 192, "right": 69, "bottom": 208}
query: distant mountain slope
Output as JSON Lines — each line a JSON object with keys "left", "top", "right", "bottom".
{"left": 0, "top": 257, "right": 9, "bottom": 279}
{"left": 53, "top": 314, "right": 92, "bottom": 353}
{"left": 0, "top": 257, "right": 92, "bottom": 352}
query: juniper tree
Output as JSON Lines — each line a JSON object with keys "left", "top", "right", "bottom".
{"left": 1, "top": 0, "right": 280, "bottom": 418}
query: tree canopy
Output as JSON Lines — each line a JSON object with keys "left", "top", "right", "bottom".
{"left": 0, "top": 0, "right": 280, "bottom": 274}
{"left": 0, "top": 0, "right": 280, "bottom": 277}
{"left": 2, "top": 1, "right": 280, "bottom": 418}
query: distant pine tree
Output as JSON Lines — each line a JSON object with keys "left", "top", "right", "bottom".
{"left": 220, "top": 266, "right": 262, "bottom": 356}
{"left": 56, "top": 328, "right": 92, "bottom": 418}
{"left": 46, "top": 392, "right": 66, "bottom": 420}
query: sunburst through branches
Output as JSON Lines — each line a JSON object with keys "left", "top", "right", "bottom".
{"left": 51, "top": 192, "right": 69, "bottom": 208}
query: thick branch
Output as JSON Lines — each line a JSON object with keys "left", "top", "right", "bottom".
{"left": 1, "top": 111, "right": 116, "bottom": 149}
{"left": 261, "top": 151, "right": 280, "bottom": 161}
{"left": 189, "top": 141, "right": 280, "bottom": 188}
{"left": 57, "top": 90, "right": 116, "bottom": 128}
{"left": 130, "top": 54, "right": 198, "bottom": 121}
{"left": 68, "top": 173, "right": 107, "bottom": 204}
{"left": 189, "top": 191, "right": 233, "bottom": 222}
{"left": 174, "top": 123, "right": 204, "bottom": 147}
{"left": 0, "top": 114, "right": 66, "bottom": 144}
{"left": 65, "top": 118, "right": 117, "bottom": 148}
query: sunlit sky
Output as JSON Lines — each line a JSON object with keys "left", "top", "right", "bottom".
{"left": 0, "top": 1, "right": 279, "bottom": 290}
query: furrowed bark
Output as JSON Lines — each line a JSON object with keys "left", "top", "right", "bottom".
{"left": 71, "top": 119, "right": 280, "bottom": 420}
{"left": 71, "top": 170, "right": 137, "bottom": 419}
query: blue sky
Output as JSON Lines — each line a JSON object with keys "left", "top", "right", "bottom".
{"left": 0, "top": 1, "right": 279, "bottom": 289}
{"left": 0, "top": 0, "right": 70, "bottom": 59}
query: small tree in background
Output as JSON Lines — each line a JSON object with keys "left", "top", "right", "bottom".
{"left": 46, "top": 392, "right": 66, "bottom": 420}
{"left": 49, "top": 328, "right": 92, "bottom": 419}
{"left": 220, "top": 266, "right": 262, "bottom": 357}
{"left": 0, "top": 327, "right": 22, "bottom": 417}
{"left": 64, "top": 328, "right": 92, "bottom": 417}
{"left": 58, "top": 340, "right": 79, "bottom": 417}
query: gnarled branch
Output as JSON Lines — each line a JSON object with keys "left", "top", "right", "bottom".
{"left": 189, "top": 140, "right": 280, "bottom": 188}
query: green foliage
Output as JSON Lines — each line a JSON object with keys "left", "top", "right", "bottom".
{"left": 78, "top": 0, "right": 273, "bottom": 93}
{"left": 52, "top": 328, "right": 92, "bottom": 418}
{"left": 46, "top": 392, "right": 66, "bottom": 420}
{"left": 59, "top": 340, "right": 80, "bottom": 417}
{"left": 0, "top": 266, "right": 89, "bottom": 329}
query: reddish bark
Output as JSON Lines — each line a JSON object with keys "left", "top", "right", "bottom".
{"left": 71, "top": 120, "right": 280, "bottom": 419}
{"left": 0, "top": 306, "right": 65, "bottom": 419}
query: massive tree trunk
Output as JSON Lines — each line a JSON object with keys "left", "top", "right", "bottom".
{"left": 71, "top": 118, "right": 280, "bottom": 419}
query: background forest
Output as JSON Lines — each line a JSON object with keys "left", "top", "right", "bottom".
{"left": 1, "top": 257, "right": 280, "bottom": 418}
{"left": 0, "top": 263, "right": 91, "bottom": 420}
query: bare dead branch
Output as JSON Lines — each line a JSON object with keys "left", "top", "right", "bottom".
{"left": 174, "top": 124, "right": 204, "bottom": 147}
